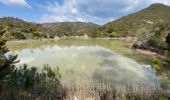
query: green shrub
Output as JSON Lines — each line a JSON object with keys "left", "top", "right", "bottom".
{"left": 0, "top": 30, "right": 19, "bottom": 80}
{"left": 152, "top": 57, "right": 164, "bottom": 73}
{"left": 32, "top": 31, "right": 40, "bottom": 37}
{"left": 11, "top": 31, "right": 26, "bottom": 39}
{"left": 11, "top": 64, "right": 61, "bottom": 89}
{"left": 152, "top": 57, "right": 160, "bottom": 65}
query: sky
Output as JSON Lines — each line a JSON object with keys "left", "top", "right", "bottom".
{"left": 0, "top": 0, "right": 170, "bottom": 25}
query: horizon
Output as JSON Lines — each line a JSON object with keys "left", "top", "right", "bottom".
{"left": 0, "top": 0, "right": 170, "bottom": 25}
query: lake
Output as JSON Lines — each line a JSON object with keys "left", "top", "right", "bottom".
{"left": 7, "top": 38, "right": 158, "bottom": 86}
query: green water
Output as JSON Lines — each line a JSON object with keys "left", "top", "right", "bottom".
{"left": 7, "top": 39, "right": 151, "bottom": 64}
{"left": 7, "top": 38, "right": 157, "bottom": 86}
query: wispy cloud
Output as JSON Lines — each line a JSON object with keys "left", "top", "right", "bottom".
{"left": 0, "top": 0, "right": 31, "bottom": 8}
{"left": 39, "top": 0, "right": 170, "bottom": 25}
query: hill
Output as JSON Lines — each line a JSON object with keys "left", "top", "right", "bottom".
{"left": 0, "top": 17, "right": 99, "bottom": 39}
{"left": 0, "top": 17, "right": 46, "bottom": 39}
{"left": 42, "top": 22, "right": 99, "bottom": 37}
{"left": 98, "top": 3, "right": 170, "bottom": 37}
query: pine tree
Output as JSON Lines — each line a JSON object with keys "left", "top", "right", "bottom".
{"left": 0, "top": 29, "right": 19, "bottom": 80}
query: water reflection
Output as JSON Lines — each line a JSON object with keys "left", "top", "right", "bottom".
{"left": 7, "top": 39, "right": 157, "bottom": 86}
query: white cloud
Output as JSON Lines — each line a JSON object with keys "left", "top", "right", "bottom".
{"left": 150, "top": 0, "right": 170, "bottom": 5}
{"left": 0, "top": 0, "right": 31, "bottom": 7}
{"left": 41, "top": 14, "right": 85, "bottom": 22}
{"left": 39, "top": 0, "right": 170, "bottom": 25}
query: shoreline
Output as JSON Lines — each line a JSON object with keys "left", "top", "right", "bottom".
{"left": 7, "top": 36, "right": 137, "bottom": 43}
{"left": 134, "top": 49, "right": 167, "bottom": 60}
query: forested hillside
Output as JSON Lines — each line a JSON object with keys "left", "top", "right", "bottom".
{"left": 98, "top": 3, "right": 170, "bottom": 37}
{"left": 0, "top": 17, "right": 46, "bottom": 39}
{"left": 0, "top": 17, "right": 99, "bottom": 39}
{"left": 43, "top": 22, "right": 99, "bottom": 37}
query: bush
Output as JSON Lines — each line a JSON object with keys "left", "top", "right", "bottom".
{"left": 11, "top": 64, "right": 61, "bottom": 89}
{"left": 11, "top": 31, "right": 26, "bottom": 39}
{"left": 32, "top": 31, "right": 40, "bottom": 37}
{"left": 0, "top": 64, "right": 65, "bottom": 100}
{"left": 152, "top": 57, "right": 160, "bottom": 65}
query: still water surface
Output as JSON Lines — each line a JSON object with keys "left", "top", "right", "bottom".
{"left": 7, "top": 39, "right": 158, "bottom": 86}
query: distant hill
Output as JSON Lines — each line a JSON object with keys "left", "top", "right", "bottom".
{"left": 98, "top": 3, "right": 170, "bottom": 37}
{"left": 0, "top": 17, "right": 99, "bottom": 39}
{"left": 42, "top": 22, "right": 100, "bottom": 37}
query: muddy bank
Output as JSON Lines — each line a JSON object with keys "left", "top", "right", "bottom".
{"left": 134, "top": 49, "right": 169, "bottom": 63}
{"left": 135, "top": 49, "right": 165, "bottom": 58}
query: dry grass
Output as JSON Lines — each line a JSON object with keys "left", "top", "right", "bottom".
{"left": 0, "top": 68, "right": 169, "bottom": 100}
{"left": 60, "top": 77, "right": 170, "bottom": 100}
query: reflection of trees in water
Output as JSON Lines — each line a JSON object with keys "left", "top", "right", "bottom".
{"left": 7, "top": 40, "right": 58, "bottom": 52}
{"left": 8, "top": 38, "right": 151, "bottom": 67}
{"left": 8, "top": 39, "right": 128, "bottom": 54}
{"left": 7, "top": 39, "right": 119, "bottom": 52}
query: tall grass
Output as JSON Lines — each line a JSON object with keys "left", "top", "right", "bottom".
{"left": 0, "top": 65, "right": 170, "bottom": 100}
{"left": 61, "top": 77, "right": 170, "bottom": 100}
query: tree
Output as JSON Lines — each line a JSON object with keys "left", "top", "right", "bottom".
{"left": 0, "top": 29, "right": 19, "bottom": 80}
{"left": 166, "top": 33, "right": 170, "bottom": 48}
{"left": 165, "top": 33, "right": 170, "bottom": 59}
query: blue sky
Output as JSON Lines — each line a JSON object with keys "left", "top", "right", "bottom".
{"left": 0, "top": 0, "right": 170, "bottom": 25}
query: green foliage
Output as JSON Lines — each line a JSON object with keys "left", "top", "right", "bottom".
{"left": 43, "top": 64, "right": 61, "bottom": 79}
{"left": 0, "top": 17, "right": 44, "bottom": 39}
{"left": 21, "top": 28, "right": 30, "bottom": 33}
{"left": 152, "top": 57, "right": 160, "bottom": 65}
{"left": 0, "top": 30, "right": 8, "bottom": 54}
{"left": 165, "top": 33, "right": 170, "bottom": 66}
{"left": 166, "top": 33, "right": 170, "bottom": 48}
{"left": 11, "top": 31, "right": 26, "bottom": 39}
{"left": 125, "top": 92, "right": 141, "bottom": 100}
{"left": 89, "top": 30, "right": 102, "bottom": 38}
{"left": 167, "top": 51, "right": 170, "bottom": 60}
{"left": 11, "top": 64, "right": 61, "bottom": 89}
{"left": 110, "top": 32, "right": 119, "bottom": 37}
{"left": 152, "top": 57, "right": 164, "bottom": 73}
{"left": 134, "top": 22, "right": 170, "bottom": 53}
{"left": 32, "top": 31, "right": 40, "bottom": 37}
{"left": 0, "top": 64, "right": 65, "bottom": 99}
{"left": 0, "top": 17, "right": 100, "bottom": 39}
{"left": 29, "top": 27, "right": 36, "bottom": 33}
{"left": 0, "top": 29, "right": 19, "bottom": 80}
{"left": 153, "top": 64, "right": 162, "bottom": 72}
{"left": 99, "top": 3, "right": 170, "bottom": 37}
{"left": 148, "top": 23, "right": 170, "bottom": 49}
{"left": 107, "top": 28, "right": 113, "bottom": 33}
{"left": 136, "top": 27, "right": 148, "bottom": 35}
{"left": 11, "top": 64, "right": 38, "bottom": 89}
